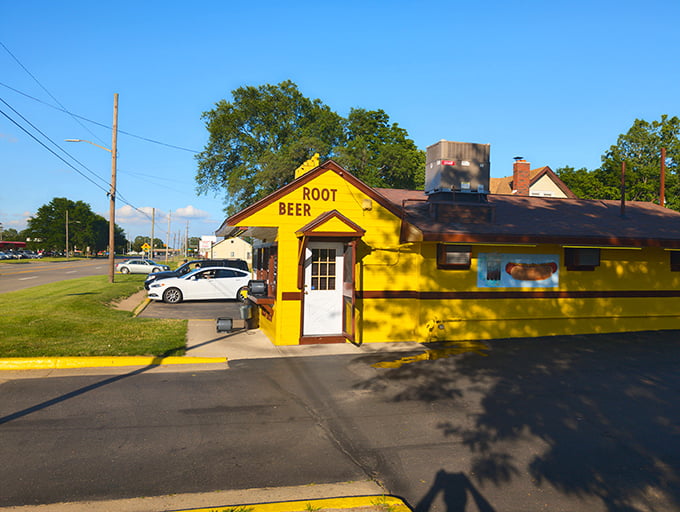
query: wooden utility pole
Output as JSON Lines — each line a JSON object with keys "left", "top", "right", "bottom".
{"left": 661, "top": 147, "right": 666, "bottom": 207}
{"left": 150, "top": 208, "right": 155, "bottom": 259}
{"left": 108, "top": 93, "right": 118, "bottom": 283}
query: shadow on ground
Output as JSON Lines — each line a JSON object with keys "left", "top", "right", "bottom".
{"left": 355, "top": 330, "right": 680, "bottom": 512}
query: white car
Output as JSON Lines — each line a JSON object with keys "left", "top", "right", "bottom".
{"left": 116, "top": 259, "right": 170, "bottom": 274}
{"left": 147, "top": 266, "right": 251, "bottom": 303}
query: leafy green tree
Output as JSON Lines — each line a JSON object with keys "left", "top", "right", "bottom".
{"left": 334, "top": 108, "right": 425, "bottom": 189}
{"left": 1, "top": 227, "right": 22, "bottom": 241}
{"left": 557, "top": 115, "right": 680, "bottom": 211}
{"left": 132, "top": 236, "right": 165, "bottom": 253}
{"left": 554, "top": 166, "right": 614, "bottom": 200}
{"left": 25, "top": 198, "right": 126, "bottom": 254}
{"left": 196, "top": 80, "right": 426, "bottom": 213}
{"left": 196, "top": 80, "right": 344, "bottom": 214}
{"left": 599, "top": 115, "right": 680, "bottom": 208}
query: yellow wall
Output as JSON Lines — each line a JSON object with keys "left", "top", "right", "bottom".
{"left": 238, "top": 168, "right": 680, "bottom": 345}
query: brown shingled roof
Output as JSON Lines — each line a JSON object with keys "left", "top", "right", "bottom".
{"left": 374, "top": 188, "right": 680, "bottom": 248}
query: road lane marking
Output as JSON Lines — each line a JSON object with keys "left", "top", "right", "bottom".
{"left": 65, "top": 270, "right": 77, "bottom": 274}
{"left": 18, "top": 276, "right": 38, "bottom": 281}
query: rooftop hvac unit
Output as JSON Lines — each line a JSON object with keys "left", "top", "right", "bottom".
{"left": 425, "top": 141, "right": 491, "bottom": 194}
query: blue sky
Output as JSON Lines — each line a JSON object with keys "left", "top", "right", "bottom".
{"left": 1, "top": 0, "right": 678, "bottom": 242}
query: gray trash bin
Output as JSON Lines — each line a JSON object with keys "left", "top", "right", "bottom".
{"left": 239, "top": 304, "right": 253, "bottom": 320}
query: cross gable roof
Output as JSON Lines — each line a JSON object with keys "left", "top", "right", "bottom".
{"left": 295, "top": 210, "right": 366, "bottom": 238}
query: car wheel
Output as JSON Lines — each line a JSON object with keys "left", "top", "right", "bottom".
{"left": 237, "top": 286, "right": 248, "bottom": 302}
{"left": 151, "top": 267, "right": 160, "bottom": 273}
{"left": 120, "top": 267, "right": 130, "bottom": 274}
{"left": 163, "top": 287, "right": 183, "bottom": 304}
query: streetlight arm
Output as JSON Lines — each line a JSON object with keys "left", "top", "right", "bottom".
{"left": 64, "top": 139, "right": 112, "bottom": 153}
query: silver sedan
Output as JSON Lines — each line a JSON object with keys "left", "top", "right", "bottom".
{"left": 115, "top": 259, "right": 170, "bottom": 274}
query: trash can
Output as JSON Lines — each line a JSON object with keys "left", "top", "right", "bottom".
{"left": 239, "top": 304, "right": 253, "bottom": 320}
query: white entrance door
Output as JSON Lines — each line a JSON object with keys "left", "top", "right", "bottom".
{"left": 303, "top": 242, "right": 344, "bottom": 336}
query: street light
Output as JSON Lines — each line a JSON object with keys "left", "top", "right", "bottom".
{"left": 65, "top": 93, "right": 118, "bottom": 283}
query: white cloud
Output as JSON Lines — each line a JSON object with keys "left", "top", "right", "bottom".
{"left": 0, "top": 133, "right": 19, "bottom": 143}
{"left": 174, "top": 205, "right": 211, "bottom": 220}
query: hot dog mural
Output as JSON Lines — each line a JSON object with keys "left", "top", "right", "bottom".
{"left": 478, "top": 253, "right": 559, "bottom": 288}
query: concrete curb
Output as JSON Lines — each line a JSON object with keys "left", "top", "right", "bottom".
{"left": 132, "top": 297, "right": 151, "bottom": 317}
{"left": 175, "top": 495, "right": 410, "bottom": 512}
{"left": 0, "top": 356, "right": 227, "bottom": 371}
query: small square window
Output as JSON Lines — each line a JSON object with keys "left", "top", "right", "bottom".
{"left": 565, "top": 248, "right": 600, "bottom": 271}
{"left": 437, "top": 245, "right": 471, "bottom": 269}
{"left": 670, "top": 251, "right": 680, "bottom": 272}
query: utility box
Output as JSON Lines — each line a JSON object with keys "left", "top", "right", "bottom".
{"left": 425, "top": 141, "right": 491, "bottom": 194}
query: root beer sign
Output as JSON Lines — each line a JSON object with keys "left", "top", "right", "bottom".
{"left": 278, "top": 186, "right": 338, "bottom": 217}
{"left": 478, "top": 253, "right": 559, "bottom": 288}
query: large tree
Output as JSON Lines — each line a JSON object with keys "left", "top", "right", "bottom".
{"left": 557, "top": 115, "right": 680, "bottom": 210}
{"left": 196, "top": 80, "right": 425, "bottom": 214}
{"left": 25, "top": 198, "right": 126, "bottom": 254}
{"left": 196, "top": 80, "right": 344, "bottom": 214}
{"left": 334, "top": 108, "right": 425, "bottom": 189}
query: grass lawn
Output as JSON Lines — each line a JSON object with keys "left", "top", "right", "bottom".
{"left": 0, "top": 274, "right": 187, "bottom": 357}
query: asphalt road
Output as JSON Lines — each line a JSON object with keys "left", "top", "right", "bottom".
{"left": 0, "top": 258, "right": 114, "bottom": 293}
{"left": 2, "top": 330, "right": 680, "bottom": 511}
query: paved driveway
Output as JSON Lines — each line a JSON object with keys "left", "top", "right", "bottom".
{"left": 138, "top": 298, "right": 245, "bottom": 320}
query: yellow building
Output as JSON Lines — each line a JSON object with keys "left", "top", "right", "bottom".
{"left": 217, "top": 151, "right": 680, "bottom": 346}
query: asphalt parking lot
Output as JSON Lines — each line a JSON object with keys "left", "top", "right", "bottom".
{"left": 138, "top": 298, "right": 246, "bottom": 320}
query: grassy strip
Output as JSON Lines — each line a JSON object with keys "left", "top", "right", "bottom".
{"left": 0, "top": 275, "right": 186, "bottom": 357}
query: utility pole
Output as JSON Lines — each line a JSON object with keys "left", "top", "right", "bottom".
{"left": 108, "top": 93, "right": 118, "bottom": 283}
{"left": 65, "top": 210, "right": 69, "bottom": 260}
{"left": 185, "top": 221, "right": 189, "bottom": 258}
{"left": 150, "top": 207, "right": 155, "bottom": 259}
{"left": 165, "top": 210, "right": 171, "bottom": 264}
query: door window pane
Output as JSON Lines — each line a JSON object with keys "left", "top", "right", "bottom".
{"left": 311, "top": 248, "right": 336, "bottom": 290}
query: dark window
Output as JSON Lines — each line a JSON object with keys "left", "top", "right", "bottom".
{"left": 437, "top": 245, "right": 472, "bottom": 269}
{"left": 564, "top": 248, "right": 600, "bottom": 271}
{"left": 670, "top": 251, "right": 680, "bottom": 272}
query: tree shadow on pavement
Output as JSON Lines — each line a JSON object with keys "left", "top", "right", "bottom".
{"left": 356, "top": 331, "right": 680, "bottom": 512}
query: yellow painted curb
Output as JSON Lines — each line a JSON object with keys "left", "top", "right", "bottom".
{"left": 179, "top": 495, "right": 410, "bottom": 512}
{"left": 0, "top": 356, "right": 227, "bottom": 370}
{"left": 132, "top": 298, "right": 152, "bottom": 317}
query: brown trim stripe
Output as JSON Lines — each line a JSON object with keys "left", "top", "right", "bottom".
{"left": 357, "top": 290, "right": 680, "bottom": 300}
{"left": 282, "top": 292, "right": 303, "bottom": 300}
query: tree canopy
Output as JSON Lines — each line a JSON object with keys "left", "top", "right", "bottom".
{"left": 25, "top": 197, "right": 126, "bottom": 254}
{"left": 557, "top": 115, "right": 680, "bottom": 210}
{"left": 196, "top": 80, "right": 425, "bottom": 213}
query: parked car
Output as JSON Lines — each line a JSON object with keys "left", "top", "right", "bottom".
{"left": 143, "top": 258, "right": 249, "bottom": 289}
{"left": 147, "top": 266, "right": 251, "bottom": 303}
{"left": 115, "top": 259, "right": 170, "bottom": 274}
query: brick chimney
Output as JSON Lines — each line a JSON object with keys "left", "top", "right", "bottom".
{"left": 512, "top": 157, "right": 531, "bottom": 196}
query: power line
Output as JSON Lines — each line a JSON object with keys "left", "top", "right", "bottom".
{"left": 0, "top": 101, "right": 151, "bottom": 221}
{"left": 0, "top": 80, "right": 201, "bottom": 153}
{"left": 0, "top": 106, "right": 110, "bottom": 194}
{"left": 0, "top": 40, "right": 109, "bottom": 147}
{"left": 0, "top": 95, "right": 110, "bottom": 189}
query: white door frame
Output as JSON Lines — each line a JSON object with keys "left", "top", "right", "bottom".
{"left": 302, "top": 241, "right": 344, "bottom": 336}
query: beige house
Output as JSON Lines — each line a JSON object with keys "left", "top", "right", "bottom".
{"left": 209, "top": 237, "right": 252, "bottom": 263}
{"left": 490, "top": 159, "right": 577, "bottom": 198}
